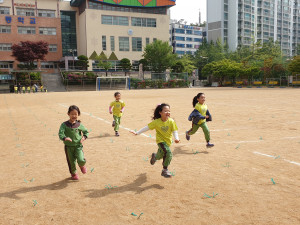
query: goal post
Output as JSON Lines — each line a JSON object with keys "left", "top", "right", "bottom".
{"left": 96, "top": 76, "right": 130, "bottom": 91}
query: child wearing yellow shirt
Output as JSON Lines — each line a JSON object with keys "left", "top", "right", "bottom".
{"left": 131, "top": 103, "right": 180, "bottom": 178}
{"left": 109, "top": 92, "right": 125, "bottom": 136}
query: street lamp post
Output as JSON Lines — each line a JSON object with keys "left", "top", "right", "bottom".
{"left": 69, "top": 49, "right": 77, "bottom": 70}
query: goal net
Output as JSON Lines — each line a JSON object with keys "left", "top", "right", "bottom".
{"left": 96, "top": 76, "right": 130, "bottom": 91}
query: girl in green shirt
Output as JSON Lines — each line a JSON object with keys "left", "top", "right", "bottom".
{"left": 58, "top": 105, "right": 89, "bottom": 180}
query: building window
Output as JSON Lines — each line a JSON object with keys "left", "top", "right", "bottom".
{"left": 146, "top": 38, "right": 150, "bottom": 45}
{"left": 194, "top": 38, "right": 202, "bottom": 42}
{"left": 176, "top": 50, "right": 185, "bottom": 55}
{"left": 186, "top": 30, "right": 192, "bottom": 34}
{"left": 132, "top": 17, "right": 156, "bottom": 27}
{"left": 39, "top": 27, "right": 56, "bottom": 35}
{"left": 101, "top": 15, "right": 129, "bottom": 26}
{"left": 0, "top": 25, "right": 11, "bottom": 33}
{"left": 18, "top": 26, "right": 35, "bottom": 34}
{"left": 41, "top": 62, "right": 57, "bottom": 69}
{"left": 175, "top": 36, "right": 185, "bottom": 41}
{"left": 38, "top": 10, "right": 55, "bottom": 18}
{"left": 0, "top": 43, "right": 12, "bottom": 51}
{"left": 176, "top": 43, "right": 185, "bottom": 48}
{"left": 61, "top": 11, "right": 77, "bottom": 57}
{"left": 16, "top": 8, "right": 35, "bottom": 16}
{"left": 175, "top": 28, "right": 185, "bottom": 34}
{"left": 186, "top": 44, "right": 193, "bottom": 48}
{"left": 49, "top": 44, "right": 57, "bottom": 52}
{"left": 110, "top": 36, "right": 115, "bottom": 51}
{"left": 102, "top": 35, "right": 106, "bottom": 50}
{"left": 119, "top": 37, "right": 129, "bottom": 51}
{"left": 0, "top": 62, "right": 13, "bottom": 69}
{"left": 132, "top": 37, "right": 142, "bottom": 51}
{"left": 0, "top": 7, "right": 10, "bottom": 15}
{"left": 194, "top": 30, "right": 202, "bottom": 35}
{"left": 186, "top": 37, "right": 193, "bottom": 41}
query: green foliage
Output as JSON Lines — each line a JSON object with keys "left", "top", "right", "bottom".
{"left": 86, "top": 72, "right": 96, "bottom": 79}
{"left": 97, "top": 60, "right": 111, "bottom": 76}
{"left": 130, "top": 79, "right": 188, "bottom": 89}
{"left": 139, "top": 59, "right": 149, "bottom": 71}
{"left": 288, "top": 55, "right": 300, "bottom": 74}
{"left": 108, "top": 52, "right": 118, "bottom": 60}
{"left": 202, "top": 59, "right": 242, "bottom": 86}
{"left": 30, "top": 72, "right": 41, "bottom": 81}
{"left": 76, "top": 55, "right": 89, "bottom": 70}
{"left": 89, "top": 51, "right": 98, "bottom": 60}
{"left": 143, "top": 40, "right": 176, "bottom": 72}
{"left": 119, "top": 58, "right": 131, "bottom": 71}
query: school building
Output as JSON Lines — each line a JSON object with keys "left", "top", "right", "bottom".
{"left": 0, "top": 0, "right": 176, "bottom": 73}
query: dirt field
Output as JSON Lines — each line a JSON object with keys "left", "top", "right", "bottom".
{"left": 0, "top": 88, "right": 299, "bottom": 225}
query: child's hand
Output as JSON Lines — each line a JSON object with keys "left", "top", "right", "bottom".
{"left": 80, "top": 136, "right": 86, "bottom": 143}
{"left": 109, "top": 111, "right": 112, "bottom": 114}
{"left": 120, "top": 110, "right": 123, "bottom": 113}
{"left": 175, "top": 139, "right": 180, "bottom": 143}
{"left": 129, "top": 130, "right": 137, "bottom": 135}
{"left": 65, "top": 137, "right": 72, "bottom": 142}
{"left": 205, "top": 115, "right": 210, "bottom": 119}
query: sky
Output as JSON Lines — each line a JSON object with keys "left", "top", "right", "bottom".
{"left": 170, "top": 0, "right": 206, "bottom": 24}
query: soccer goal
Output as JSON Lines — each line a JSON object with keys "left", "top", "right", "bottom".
{"left": 96, "top": 76, "right": 130, "bottom": 91}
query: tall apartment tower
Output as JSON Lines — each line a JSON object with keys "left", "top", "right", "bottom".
{"left": 207, "top": 0, "right": 300, "bottom": 56}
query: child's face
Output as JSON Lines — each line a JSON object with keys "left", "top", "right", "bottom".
{"left": 115, "top": 94, "right": 121, "bottom": 101}
{"left": 68, "top": 110, "right": 79, "bottom": 123}
{"left": 159, "top": 106, "right": 170, "bottom": 121}
{"left": 197, "top": 94, "right": 206, "bottom": 104}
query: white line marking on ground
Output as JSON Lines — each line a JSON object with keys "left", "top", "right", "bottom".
{"left": 253, "top": 151, "right": 300, "bottom": 167}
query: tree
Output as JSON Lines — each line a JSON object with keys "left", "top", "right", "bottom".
{"left": 143, "top": 40, "right": 176, "bottom": 72}
{"left": 76, "top": 55, "right": 89, "bottom": 70}
{"left": 288, "top": 55, "right": 300, "bottom": 74}
{"left": 172, "top": 55, "right": 196, "bottom": 74}
{"left": 11, "top": 41, "right": 49, "bottom": 70}
{"left": 119, "top": 58, "right": 131, "bottom": 71}
{"left": 202, "top": 59, "right": 242, "bottom": 86}
{"left": 97, "top": 60, "right": 111, "bottom": 76}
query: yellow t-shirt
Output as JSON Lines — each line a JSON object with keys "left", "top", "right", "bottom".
{"left": 195, "top": 103, "right": 208, "bottom": 125}
{"left": 110, "top": 100, "right": 125, "bottom": 117}
{"left": 27, "top": 87, "right": 30, "bottom": 91}
{"left": 148, "top": 118, "right": 178, "bottom": 147}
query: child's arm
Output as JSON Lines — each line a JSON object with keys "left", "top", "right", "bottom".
{"left": 173, "top": 130, "right": 180, "bottom": 143}
{"left": 58, "top": 123, "right": 72, "bottom": 142}
{"left": 109, "top": 106, "right": 113, "bottom": 114}
{"left": 80, "top": 124, "right": 89, "bottom": 143}
{"left": 130, "top": 126, "right": 149, "bottom": 135}
{"left": 120, "top": 106, "right": 125, "bottom": 113}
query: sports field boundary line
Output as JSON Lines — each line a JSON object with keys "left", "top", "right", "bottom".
{"left": 253, "top": 151, "right": 300, "bottom": 167}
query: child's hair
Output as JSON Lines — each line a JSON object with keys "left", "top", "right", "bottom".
{"left": 153, "top": 103, "right": 170, "bottom": 120}
{"left": 114, "top": 92, "right": 121, "bottom": 97}
{"left": 67, "top": 105, "right": 81, "bottom": 116}
{"left": 193, "top": 93, "right": 205, "bottom": 107}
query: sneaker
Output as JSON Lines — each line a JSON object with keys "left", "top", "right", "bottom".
{"left": 185, "top": 131, "right": 190, "bottom": 141}
{"left": 71, "top": 173, "right": 79, "bottom": 180}
{"left": 161, "top": 169, "right": 172, "bottom": 178}
{"left": 80, "top": 166, "right": 87, "bottom": 174}
{"left": 150, "top": 153, "right": 156, "bottom": 165}
{"left": 115, "top": 131, "right": 119, "bottom": 136}
{"left": 112, "top": 121, "right": 115, "bottom": 127}
{"left": 206, "top": 142, "right": 214, "bottom": 148}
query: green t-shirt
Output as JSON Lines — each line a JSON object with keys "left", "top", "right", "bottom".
{"left": 58, "top": 121, "right": 89, "bottom": 146}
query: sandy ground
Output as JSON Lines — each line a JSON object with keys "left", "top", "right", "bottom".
{"left": 0, "top": 87, "right": 299, "bottom": 225}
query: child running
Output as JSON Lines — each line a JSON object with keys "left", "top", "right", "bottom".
{"left": 58, "top": 105, "right": 89, "bottom": 180}
{"left": 131, "top": 103, "right": 180, "bottom": 178}
{"left": 186, "top": 93, "right": 214, "bottom": 148}
{"left": 109, "top": 92, "right": 125, "bottom": 136}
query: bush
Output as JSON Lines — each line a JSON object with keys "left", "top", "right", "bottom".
{"left": 30, "top": 72, "right": 41, "bottom": 80}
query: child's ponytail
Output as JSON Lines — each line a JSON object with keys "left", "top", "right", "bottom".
{"left": 193, "top": 93, "right": 204, "bottom": 107}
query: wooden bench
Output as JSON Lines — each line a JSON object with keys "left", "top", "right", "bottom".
{"left": 268, "top": 81, "right": 278, "bottom": 85}
{"left": 253, "top": 81, "right": 262, "bottom": 85}
{"left": 292, "top": 81, "right": 300, "bottom": 86}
